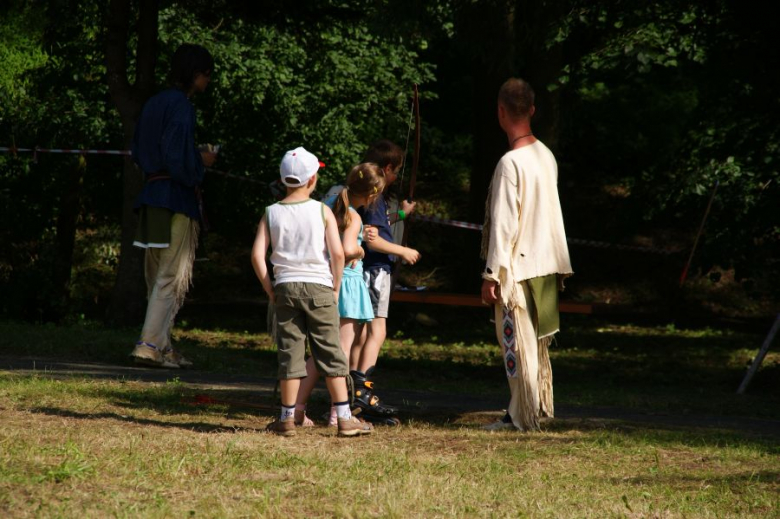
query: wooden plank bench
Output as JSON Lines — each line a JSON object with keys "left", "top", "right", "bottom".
{"left": 390, "top": 290, "right": 594, "bottom": 314}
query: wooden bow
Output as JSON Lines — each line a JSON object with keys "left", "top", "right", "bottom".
{"left": 400, "top": 84, "right": 420, "bottom": 249}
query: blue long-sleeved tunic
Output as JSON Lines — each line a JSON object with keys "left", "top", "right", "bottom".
{"left": 132, "top": 88, "right": 204, "bottom": 220}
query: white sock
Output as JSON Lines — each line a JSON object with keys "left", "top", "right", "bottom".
{"left": 334, "top": 401, "right": 351, "bottom": 420}
{"left": 280, "top": 404, "right": 295, "bottom": 420}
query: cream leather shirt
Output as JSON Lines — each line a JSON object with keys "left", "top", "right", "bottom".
{"left": 482, "top": 141, "right": 573, "bottom": 307}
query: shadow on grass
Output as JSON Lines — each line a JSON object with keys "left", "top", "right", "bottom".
{"left": 397, "top": 410, "right": 780, "bottom": 452}
{"left": 614, "top": 469, "right": 780, "bottom": 487}
{"left": 27, "top": 406, "right": 266, "bottom": 434}
{"left": 67, "top": 381, "right": 278, "bottom": 417}
{"left": 3, "top": 314, "right": 778, "bottom": 425}
{"left": 6, "top": 369, "right": 779, "bottom": 451}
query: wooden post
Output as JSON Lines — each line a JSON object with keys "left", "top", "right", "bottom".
{"left": 737, "top": 314, "right": 780, "bottom": 394}
{"left": 679, "top": 181, "right": 719, "bottom": 287}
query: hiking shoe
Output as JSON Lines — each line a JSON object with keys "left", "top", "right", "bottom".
{"left": 337, "top": 416, "right": 373, "bottom": 437}
{"left": 266, "top": 417, "right": 296, "bottom": 437}
{"left": 130, "top": 342, "right": 179, "bottom": 369}
{"left": 162, "top": 348, "right": 193, "bottom": 368}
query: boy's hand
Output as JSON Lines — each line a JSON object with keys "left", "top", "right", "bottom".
{"left": 333, "top": 289, "right": 340, "bottom": 305}
{"left": 400, "top": 247, "right": 421, "bottom": 265}
{"left": 401, "top": 199, "right": 416, "bottom": 215}
{"left": 363, "top": 225, "right": 378, "bottom": 242}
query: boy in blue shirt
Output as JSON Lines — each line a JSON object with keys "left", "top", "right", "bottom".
{"left": 352, "top": 140, "right": 421, "bottom": 424}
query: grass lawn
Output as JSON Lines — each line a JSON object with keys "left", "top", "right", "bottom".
{"left": 0, "top": 311, "right": 778, "bottom": 517}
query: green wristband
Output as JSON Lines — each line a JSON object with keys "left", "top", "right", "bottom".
{"left": 398, "top": 209, "right": 406, "bottom": 221}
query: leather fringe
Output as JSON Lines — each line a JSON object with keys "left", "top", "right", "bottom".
{"left": 538, "top": 335, "right": 554, "bottom": 418}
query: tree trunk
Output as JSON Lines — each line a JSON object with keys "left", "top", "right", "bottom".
{"left": 104, "top": 0, "right": 159, "bottom": 326}
{"left": 50, "top": 156, "right": 86, "bottom": 320}
{"left": 460, "top": 1, "right": 567, "bottom": 285}
{"left": 106, "top": 120, "right": 147, "bottom": 325}
{"left": 465, "top": 0, "right": 567, "bottom": 219}
{"left": 462, "top": 0, "right": 516, "bottom": 225}
{"left": 459, "top": 1, "right": 516, "bottom": 284}
{"left": 515, "top": 0, "right": 565, "bottom": 152}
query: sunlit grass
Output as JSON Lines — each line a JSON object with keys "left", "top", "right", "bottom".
{"left": 0, "top": 374, "right": 777, "bottom": 518}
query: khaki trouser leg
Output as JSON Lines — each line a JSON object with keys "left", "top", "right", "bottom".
{"left": 139, "top": 214, "right": 197, "bottom": 350}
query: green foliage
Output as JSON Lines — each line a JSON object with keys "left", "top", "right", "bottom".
{"left": 1, "top": 0, "right": 777, "bottom": 321}
{"left": 551, "top": 0, "right": 778, "bottom": 279}
{"left": 152, "top": 2, "right": 435, "bottom": 234}
{"left": 0, "top": 0, "right": 435, "bottom": 320}
{"left": 0, "top": 1, "right": 121, "bottom": 320}
{"left": 551, "top": 2, "right": 711, "bottom": 76}
{"left": 0, "top": 5, "right": 48, "bottom": 110}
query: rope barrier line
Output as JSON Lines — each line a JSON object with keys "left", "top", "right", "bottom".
{"left": 410, "top": 213, "right": 680, "bottom": 255}
{"left": 1, "top": 146, "right": 131, "bottom": 156}
{"left": 1, "top": 147, "right": 267, "bottom": 186}
{"left": 411, "top": 213, "right": 483, "bottom": 231}
{"left": 2, "top": 145, "right": 678, "bottom": 255}
{"left": 205, "top": 167, "right": 268, "bottom": 186}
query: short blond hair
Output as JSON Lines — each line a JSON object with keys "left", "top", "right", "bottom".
{"left": 498, "top": 78, "right": 535, "bottom": 120}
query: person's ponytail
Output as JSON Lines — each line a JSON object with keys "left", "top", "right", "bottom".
{"left": 333, "top": 186, "right": 352, "bottom": 232}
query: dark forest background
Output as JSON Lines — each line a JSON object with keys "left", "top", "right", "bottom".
{"left": 1, "top": 0, "right": 777, "bottom": 325}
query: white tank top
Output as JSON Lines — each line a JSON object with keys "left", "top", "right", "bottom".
{"left": 266, "top": 199, "right": 333, "bottom": 287}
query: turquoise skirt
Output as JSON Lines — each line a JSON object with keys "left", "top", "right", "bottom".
{"left": 339, "top": 267, "right": 374, "bottom": 322}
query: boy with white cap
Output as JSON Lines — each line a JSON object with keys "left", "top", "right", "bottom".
{"left": 251, "top": 146, "right": 373, "bottom": 437}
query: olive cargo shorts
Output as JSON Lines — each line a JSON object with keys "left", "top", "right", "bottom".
{"left": 273, "top": 282, "right": 348, "bottom": 379}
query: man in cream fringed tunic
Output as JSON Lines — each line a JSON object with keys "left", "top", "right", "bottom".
{"left": 481, "top": 78, "right": 573, "bottom": 431}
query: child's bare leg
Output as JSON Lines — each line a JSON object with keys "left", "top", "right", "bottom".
{"left": 357, "top": 317, "right": 386, "bottom": 372}
{"left": 350, "top": 317, "right": 398, "bottom": 424}
{"left": 294, "top": 357, "right": 319, "bottom": 426}
{"left": 324, "top": 376, "right": 349, "bottom": 403}
{"left": 279, "top": 378, "right": 301, "bottom": 410}
{"left": 350, "top": 322, "right": 367, "bottom": 371}
{"left": 324, "top": 318, "right": 360, "bottom": 425}
{"left": 340, "top": 318, "right": 358, "bottom": 360}
{"left": 295, "top": 357, "right": 320, "bottom": 406}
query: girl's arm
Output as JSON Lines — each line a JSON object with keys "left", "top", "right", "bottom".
{"left": 323, "top": 206, "right": 345, "bottom": 301}
{"left": 251, "top": 215, "right": 274, "bottom": 303}
{"left": 342, "top": 213, "right": 365, "bottom": 263}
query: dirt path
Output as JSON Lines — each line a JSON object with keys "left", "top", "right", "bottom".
{"left": 2, "top": 355, "right": 778, "bottom": 439}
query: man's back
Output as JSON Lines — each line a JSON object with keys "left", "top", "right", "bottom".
{"left": 491, "top": 140, "right": 571, "bottom": 281}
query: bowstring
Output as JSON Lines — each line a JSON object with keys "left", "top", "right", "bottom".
{"left": 394, "top": 95, "right": 415, "bottom": 232}
{"left": 398, "top": 96, "right": 415, "bottom": 202}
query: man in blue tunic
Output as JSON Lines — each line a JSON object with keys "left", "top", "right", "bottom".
{"left": 129, "top": 44, "right": 217, "bottom": 368}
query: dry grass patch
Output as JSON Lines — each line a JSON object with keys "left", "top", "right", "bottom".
{"left": 1, "top": 374, "right": 777, "bottom": 518}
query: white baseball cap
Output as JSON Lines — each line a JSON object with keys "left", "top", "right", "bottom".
{"left": 279, "top": 147, "right": 325, "bottom": 187}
